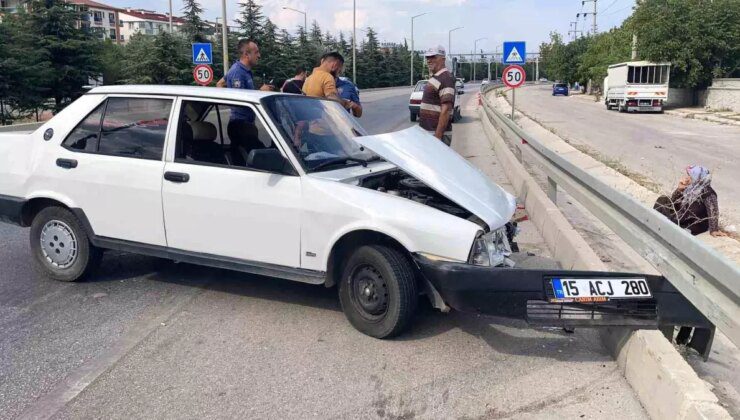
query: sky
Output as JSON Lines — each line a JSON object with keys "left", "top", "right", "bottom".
{"left": 108, "top": 0, "right": 636, "bottom": 53}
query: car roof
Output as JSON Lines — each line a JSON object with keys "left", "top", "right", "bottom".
{"left": 88, "top": 85, "right": 281, "bottom": 103}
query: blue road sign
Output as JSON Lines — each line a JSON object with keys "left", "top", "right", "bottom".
{"left": 503, "top": 41, "right": 526, "bottom": 64}
{"left": 192, "top": 43, "right": 213, "bottom": 64}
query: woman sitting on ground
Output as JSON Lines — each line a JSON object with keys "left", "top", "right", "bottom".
{"left": 653, "top": 165, "right": 727, "bottom": 237}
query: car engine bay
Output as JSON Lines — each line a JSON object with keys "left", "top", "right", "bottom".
{"left": 358, "top": 170, "right": 488, "bottom": 229}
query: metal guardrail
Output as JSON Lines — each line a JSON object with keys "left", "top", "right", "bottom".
{"left": 480, "top": 85, "right": 740, "bottom": 347}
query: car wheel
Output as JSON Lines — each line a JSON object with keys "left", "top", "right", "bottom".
{"left": 30, "top": 206, "right": 101, "bottom": 282}
{"left": 410, "top": 112, "right": 417, "bottom": 122}
{"left": 339, "top": 245, "right": 417, "bottom": 338}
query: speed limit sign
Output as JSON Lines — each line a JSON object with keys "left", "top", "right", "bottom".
{"left": 193, "top": 64, "right": 214, "bottom": 86}
{"left": 503, "top": 65, "right": 526, "bottom": 89}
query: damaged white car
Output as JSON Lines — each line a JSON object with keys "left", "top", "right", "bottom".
{"left": 0, "top": 86, "right": 708, "bottom": 338}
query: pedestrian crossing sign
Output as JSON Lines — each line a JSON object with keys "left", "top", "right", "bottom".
{"left": 503, "top": 41, "right": 526, "bottom": 64}
{"left": 192, "top": 43, "right": 213, "bottom": 65}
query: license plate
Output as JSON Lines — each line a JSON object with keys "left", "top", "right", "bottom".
{"left": 550, "top": 278, "right": 652, "bottom": 303}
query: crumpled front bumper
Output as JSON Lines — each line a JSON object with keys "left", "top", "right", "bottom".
{"left": 414, "top": 255, "right": 711, "bottom": 329}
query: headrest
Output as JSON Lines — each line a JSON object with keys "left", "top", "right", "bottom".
{"left": 190, "top": 121, "right": 217, "bottom": 142}
{"left": 179, "top": 121, "right": 193, "bottom": 143}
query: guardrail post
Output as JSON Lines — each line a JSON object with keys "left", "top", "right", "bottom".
{"left": 547, "top": 177, "right": 557, "bottom": 203}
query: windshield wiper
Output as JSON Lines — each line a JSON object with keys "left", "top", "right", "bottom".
{"left": 310, "top": 156, "right": 369, "bottom": 172}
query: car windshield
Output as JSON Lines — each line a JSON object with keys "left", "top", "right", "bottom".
{"left": 261, "top": 95, "right": 379, "bottom": 172}
{"left": 414, "top": 81, "right": 428, "bottom": 92}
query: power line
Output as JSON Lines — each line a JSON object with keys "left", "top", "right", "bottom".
{"left": 602, "top": 4, "right": 632, "bottom": 16}
{"left": 600, "top": 0, "right": 619, "bottom": 13}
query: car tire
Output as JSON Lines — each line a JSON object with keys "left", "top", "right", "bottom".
{"left": 30, "top": 206, "right": 102, "bottom": 282}
{"left": 410, "top": 112, "right": 417, "bottom": 122}
{"left": 339, "top": 245, "right": 417, "bottom": 339}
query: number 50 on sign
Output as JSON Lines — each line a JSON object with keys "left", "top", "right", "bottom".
{"left": 193, "top": 64, "right": 214, "bottom": 86}
{"left": 503, "top": 65, "right": 526, "bottom": 89}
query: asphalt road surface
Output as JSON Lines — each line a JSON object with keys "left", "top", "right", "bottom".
{"left": 510, "top": 85, "right": 740, "bottom": 226}
{"left": 1, "top": 85, "right": 647, "bottom": 419}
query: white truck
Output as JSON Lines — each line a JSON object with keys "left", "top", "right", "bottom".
{"left": 603, "top": 61, "right": 671, "bottom": 113}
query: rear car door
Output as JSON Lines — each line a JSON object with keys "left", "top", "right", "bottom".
{"left": 49, "top": 95, "right": 173, "bottom": 246}
{"left": 160, "top": 98, "right": 302, "bottom": 268}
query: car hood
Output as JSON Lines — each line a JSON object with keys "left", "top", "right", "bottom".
{"left": 355, "top": 126, "right": 516, "bottom": 230}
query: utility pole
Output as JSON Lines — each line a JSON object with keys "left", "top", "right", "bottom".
{"left": 568, "top": 21, "right": 582, "bottom": 41}
{"left": 168, "top": 0, "right": 173, "bottom": 32}
{"left": 580, "top": 0, "right": 598, "bottom": 35}
{"left": 535, "top": 55, "right": 539, "bottom": 82}
{"left": 410, "top": 12, "right": 429, "bottom": 86}
{"left": 631, "top": 33, "right": 638, "bottom": 59}
{"left": 220, "top": 3, "right": 228, "bottom": 74}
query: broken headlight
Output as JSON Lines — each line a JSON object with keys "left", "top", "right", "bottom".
{"left": 468, "top": 228, "right": 514, "bottom": 267}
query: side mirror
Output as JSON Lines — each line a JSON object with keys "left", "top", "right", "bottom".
{"left": 247, "top": 148, "right": 292, "bottom": 174}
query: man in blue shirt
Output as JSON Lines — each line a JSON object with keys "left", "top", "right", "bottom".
{"left": 216, "top": 39, "right": 273, "bottom": 165}
{"left": 336, "top": 66, "right": 362, "bottom": 118}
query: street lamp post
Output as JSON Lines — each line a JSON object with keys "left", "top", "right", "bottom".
{"left": 448, "top": 26, "right": 463, "bottom": 58}
{"left": 410, "top": 12, "right": 429, "bottom": 86}
{"left": 282, "top": 6, "right": 307, "bottom": 30}
{"left": 352, "top": 0, "right": 358, "bottom": 84}
{"left": 448, "top": 26, "right": 462, "bottom": 78}
{"left": 473, "top": 37, "right": 487, "bottom": 81}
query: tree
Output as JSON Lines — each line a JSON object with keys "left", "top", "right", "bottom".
{"left": 632, "top": 0, "right": 740, "bottom": 88}
{"left": 181, "top": 0, "right": 206, "bottom": 43}
{"left": 577, "top": 26, "right": 631, "bottom": 88}
{"left": 235, "top": 0, "right": 264, "bottom": 43}
{"left": 23, "top": 0, "right": 103, "bottom": 112}
{"left": 121, "top": 32, "right": 190, "bottom": 85}
{"left": 357, "top": 28, "right": 382, "bottom": 88}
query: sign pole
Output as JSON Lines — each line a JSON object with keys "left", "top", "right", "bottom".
{"left": 511, "top": 89, "right": 515, "bottom": 121}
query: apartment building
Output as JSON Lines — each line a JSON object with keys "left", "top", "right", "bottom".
{"left": 0, "top": 0, "right": 23, "bottom": 13}
{"left": 71, "top": 0, "right": 122, "bottom": 44}
{"left": 119, "top": 8, "right": 185, "bottom": 42}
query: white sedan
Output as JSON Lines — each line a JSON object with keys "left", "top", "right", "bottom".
{"left": 0, "top": 85, "right": 703, "bottom": 338}
{"left": 409, "top": 79, "right": 461, "bottom": 123}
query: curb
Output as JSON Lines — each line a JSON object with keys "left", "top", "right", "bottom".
{"left": 478, "top": 103, "right": 732, "bottom": 420}
{"left": 664, "top": 110, "right": 740, "bottom": 127}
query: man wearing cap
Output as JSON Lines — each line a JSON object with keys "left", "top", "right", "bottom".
{"left": 421, "top": 45, "right": 455, "bottom": 146}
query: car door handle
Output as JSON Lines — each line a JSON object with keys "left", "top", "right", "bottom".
{"left": 56, "top": 158, "right": 78, "bottom": 169}
{"left": 164, "top": 171, "right": 190, "bottom": 183}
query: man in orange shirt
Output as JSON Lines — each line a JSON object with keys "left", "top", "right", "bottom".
{"left": 302, "top": 52, "right": 356, "bottom": 112}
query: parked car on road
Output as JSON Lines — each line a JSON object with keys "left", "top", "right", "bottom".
{"left": 0, "top": 85, "right": 707, "bottom": 339}
{"left": 456, "top": 77, "right": 465, "bottom": 89}
{"left": 409, "top": 79, "right": 461, "bottom": 123}
{"left": 455, "top": 79, "right": 465, "bottom": 94}
{"left": 481, "top": 78, "right": 490, "bottom": 87}
{"left": 552, "top": 83, "right": 569, "bottom": 96}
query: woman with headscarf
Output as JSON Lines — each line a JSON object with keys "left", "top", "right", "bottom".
{"left": 654, "top": 165, "right": 727, "bottom": 237}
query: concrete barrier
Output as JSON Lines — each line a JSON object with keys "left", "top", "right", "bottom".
{"left": 478, "top": 102, "right": 732, "bottom": 419}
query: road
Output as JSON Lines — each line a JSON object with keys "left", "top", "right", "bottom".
{"left": 510, "top": 85, "right": 740, "bottom": 226}
{"left": 1, "top": 85, "right": 647, "bottom": 419}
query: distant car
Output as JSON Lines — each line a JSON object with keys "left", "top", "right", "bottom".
{"left": 552, "top": 83, "right": 569, "bottom": 96}
{"left": 456, "top": 78, "right": 465, "bottom": 89}
{"left": 481, "top": 78, "right": 490, "bottom": 86}
{"left": 409, "top": 80, "right": 461, "bottom": 123}
{"left": 455, "top": 80, "right": 465, "bottom": 95}
{"left": 539, "top": 77, "right": 548, "bottom": 82}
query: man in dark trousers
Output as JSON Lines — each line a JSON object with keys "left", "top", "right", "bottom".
{"left": 281, "top": 66, "right": 307, "bottom": 94}
{"left": 420, "top": 45, "right": 455, "bottom": 146}
{"left": 216, "top": 39, "right": 273, "bottom": 165}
